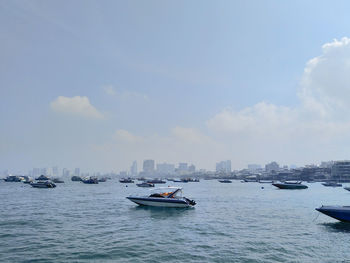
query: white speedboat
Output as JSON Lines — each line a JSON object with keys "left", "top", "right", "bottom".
{"left": 127, "top": 187, "right": 196, "bottom": 208}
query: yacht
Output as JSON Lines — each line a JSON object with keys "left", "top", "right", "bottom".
{"left": 4, "top": 175, "right": 22, "bottom": 182}
{"left": 127, "top": 187, "right": 196, "bottom": 208}
{"left": 30, "top": 181, "right": 56, "bottom": 188}
{"left": 316, "top": 205, "right": 350, "bottom": 222}
{"left": 272, "top": 181, "right": 308, "bottom": 189}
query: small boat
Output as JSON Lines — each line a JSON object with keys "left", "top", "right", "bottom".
{"left": 71, "top": 176, "right": 82, "bottom": 182}
{"left": 119, "top": 178, "right": 134, "bottom": 183}
{"left": 322, "top": 182, "right": 342, "bottom": 187}
{"left": 82, "top": 177, "right": 99, "bottom": 184}
{"left": 344, "top": 187, "right": 350, "bottom": 192}
{"left": 98, "top": 177, "right": 107, "bottom": 182}
{"left": 218, "top": 179, "right": 232, "bottom": 183}
{"left": 316, "top": 205, "right": 350, "bottom": 222}
{"left": 52, "top": 178, "right": 64, "bottom": 183}
{"left": 22, "top": 176, "right": 33, "bottom": 184}
{"left": 127, "top": 187, "right": 196, "bottom": 208}
{"left": 259, "top": 180, "right": 274, "bottom": 184}
{"left": 136, "top": 182, "right": 155, "bottom": 187}
{"left": 146, "top": 179, "right": 166, "bottom": 184}
{"left": 4, "top": 175, "right": 22, "bottom": 182}
{"left": 30, "top": 181, "right": 56, "bottom": 188}
{"left": 35, "top": 175, "right": 49, "bottom": 181}
{"left": 272, "top": 181, "right": 308, "bottom": 189}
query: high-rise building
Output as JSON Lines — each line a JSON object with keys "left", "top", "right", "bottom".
{"left": 62, "top": 168, "right": 70, "bottom": 177}
{"left": 130, "top": 161, "right": 138, "bottom": 176}
{"left": 156, "top": 163, "right": 175, "bottom": 175}
{"left": 216, "top": 160, "right": 231, "bottom": 174}
{"left": 52, "top": 166, "right": 59, "bottom": 177}
{"left": 188, "top": 164, "right": 196, "bottom": 173}
{"left": 74, "top": 168, "right": 80, "bottom": 176}
{"left": 143, "top": 160, "right": 155, "bottom": 174}
{"left": 178, "top": 163, "right": 188, "bottom": 172}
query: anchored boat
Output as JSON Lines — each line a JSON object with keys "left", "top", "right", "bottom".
{"left": 272, "top": 181, "right": 308, "bottom": 189}
{"left": 127, "top": 187, "right": 196, "bottom": 208}
{"left": 316, "top": 206, "right": 350, "bottom": 222}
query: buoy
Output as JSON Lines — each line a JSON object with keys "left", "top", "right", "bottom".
{"left": 261, "top": 187, "right": 264, "bottom": 189}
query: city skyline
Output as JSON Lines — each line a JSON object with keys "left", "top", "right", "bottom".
{"left": 3, "top": 1, "right": 350, "bottom": 172}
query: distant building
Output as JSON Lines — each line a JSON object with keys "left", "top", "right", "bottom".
{"left": 216, "top": 160, "right": 231, "bottom": 174}
{"left": 130, "top": 161, "right": 138, "bottom": 176}
{"left": 178, "top": 163, "right": 188, "bottom": 172}
{"left": 74, "top": 168, "right": 80, "bottom": 176}
{"left": 120, "top": 171, "right": 128, "bottom": 177}
{"left": 248, "top": 164, "right": 261, "bottom": 172}
{"left": 188, "top": 164, "right": 196, "bottom": 173}
{"left": 53, "top": 166, "right": 59, "bottom": 177}
{"left": 62, "top": 168, "right": 70, "bottom": 177}
{"left": 156, "top": 163, "right": 175, "bottom": 175}
{"left": 143, "top": 160, "right": 155, "bottom": 174}
{"left": 331, "top": 161, "right": 350, "bottom": 182}
{"left": 265, "top": 162, "right": 279, "bottom": 172}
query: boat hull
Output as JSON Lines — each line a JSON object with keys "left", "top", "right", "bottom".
{"left": 127, "top": 197, "right": 191, "bottom": 208}
{"left": 272, "top": 183, "right": 308, "bottom": 189}
{"left": 316, "top": 206, "right": 350, "bottom": 222}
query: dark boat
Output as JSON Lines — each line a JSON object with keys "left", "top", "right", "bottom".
{"left": 136, "top": 182, "right": 155, "bottom": 187}
{"left": 344, "top": 187, "right": 350, "bottom": 192}
{"left": 146, "top": 179, "right": 166, "bottom": 184}
{"left": 218, "top": 179, "right": 232, "bottom": 183}
{"left": 30, "top": 181, "right": 56, "bottom": 188}
{"left": 316, "top": 205, "right": 350, "bottom": 222}
{"left": 35, "top": 175, "right": 49, "bottom": 181}
{"left": 98, "top": 177, "right": 107, "bottom": 182}
{"left": 322, "top": 182, "right": 342, "bottom": 187}
{"left": 71, "top": 176, "right": 82, "bottom": 182}
{"left": 52, "top": 178, "right": 64, "bottom": 183}
{"left": 82, "top": 177, "right": 99, "bottom": 184}
{"left": 272, "top": 181, "right": 308, "bottom": 189}
{"left": 4, "top": 175, "right": 22, "bottom": 182}
{"left": 119, "top": 178, "right": 134, "bottom": 183}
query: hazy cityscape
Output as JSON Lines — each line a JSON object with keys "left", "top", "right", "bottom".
{"left": 3, "top": 159, "right": 350, "bottom": 182}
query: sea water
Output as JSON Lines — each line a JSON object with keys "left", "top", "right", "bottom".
{"left": 1, "top": 180, "right": 350, "bottom": 262}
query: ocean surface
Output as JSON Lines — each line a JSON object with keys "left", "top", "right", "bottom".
{"left": 1, "top": 179, "right": 350, "bottom": 263}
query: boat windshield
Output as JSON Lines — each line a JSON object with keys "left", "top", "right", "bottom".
{"left": 149, "top": 187, "right": 183, "bottom": 198}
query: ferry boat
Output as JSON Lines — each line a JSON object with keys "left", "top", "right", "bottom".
{"left": 322, "top": 182, "right": 342, "bottom": 187}
{"left": 146, "top": 179, "right": 166, "bottom": 184}
{"left": 127, "top": 187, "right": 196, "bottom": 208}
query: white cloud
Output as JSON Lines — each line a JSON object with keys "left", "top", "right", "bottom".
{"left": 300, "top": 37, "right": 350, "bottom": 114}
{"left": 50, "top": 96, "right": 104, "bottom": 119}
{"left": 102, "top": 85, "right": 148, "bottom": 101}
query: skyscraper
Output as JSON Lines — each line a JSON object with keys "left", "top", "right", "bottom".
{"left": 130, "top": 161, "right": 138, "bottom": 176}
{"left": 143, "top": 160, "right": 155, "bottom": 174}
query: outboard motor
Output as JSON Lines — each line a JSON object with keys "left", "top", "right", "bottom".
{"left": 185, "top": 198, "right": 196, "bottom": 206}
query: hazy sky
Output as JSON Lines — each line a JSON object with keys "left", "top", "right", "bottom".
{"left": 2, "top": 0, "right": 350, "bottom": 173}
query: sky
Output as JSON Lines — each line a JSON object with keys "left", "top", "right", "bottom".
{"left": 2, "top": 0, "right": 350, "bottom": 173}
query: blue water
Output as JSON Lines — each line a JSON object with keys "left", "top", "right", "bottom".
{"left": 1, "top": 180, "right": 350, "bottom": 262}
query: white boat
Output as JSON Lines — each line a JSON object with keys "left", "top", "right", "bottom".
{"left": 127, "top": 187, "right": 196, "bottom": 208}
